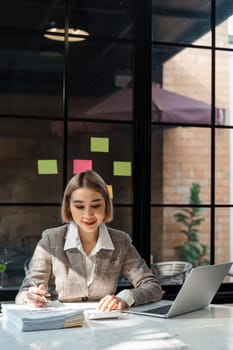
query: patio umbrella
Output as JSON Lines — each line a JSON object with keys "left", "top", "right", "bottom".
{"left": 86, "top": 82, "right": 225, "bottom": 125}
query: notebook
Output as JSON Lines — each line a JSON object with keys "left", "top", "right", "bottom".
{"left": 126, "top": 262, "right": 232, "bottom": 318}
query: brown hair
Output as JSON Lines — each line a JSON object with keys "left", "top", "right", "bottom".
{"left": 61, "top": 170, "right": 113, "bottom": 223}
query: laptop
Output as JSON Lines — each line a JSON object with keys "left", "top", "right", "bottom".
{"left": 125, "top": 262, "right": 232, "bottom": 318}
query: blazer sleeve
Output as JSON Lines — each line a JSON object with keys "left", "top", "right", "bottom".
{"left": 118, "top": 233, "right": 164, "bottom": 306}
{"left": 15, "top": 229, "right": 55, "bottom": 304}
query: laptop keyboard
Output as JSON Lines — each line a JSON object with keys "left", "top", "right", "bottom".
{"left": 144, "top": 304, "right": 172, "bottom": 315}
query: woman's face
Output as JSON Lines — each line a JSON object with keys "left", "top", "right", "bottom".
{"left": 69, "top": 187, "right": 106, "bottom": 236}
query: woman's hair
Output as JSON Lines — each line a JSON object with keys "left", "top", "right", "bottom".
{"left": 61, "top": 170, "right": 113, "bottom": 223}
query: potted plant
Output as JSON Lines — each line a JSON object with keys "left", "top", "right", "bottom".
{"left": 174, "top": 183, "right": 210, "bottom": 267}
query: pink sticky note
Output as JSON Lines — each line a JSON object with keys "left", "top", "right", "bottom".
{"left": 73, "top": 160, "right": 93, "bottom": 174}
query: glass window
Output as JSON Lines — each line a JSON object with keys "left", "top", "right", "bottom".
{"left": 0, "top": 117, "right": 63, "bottom": 203}
{"left": 152, "top": 0, "right": 211, "bottom": 45}
{"left": 2, "top": 0, "right": 233, "bottom": 297}
{"left": 216, "top": 1, "right": 233, "bottom": 48}
{"left": 215, "top": 208, "right": 231, "bottom": 277}
{"left": 0, "top": 0, "right": 64, "bottom": 118}
{"left": 215, "top": 129, "right": 231, "bottom": 204}
{"left": 216, "top": 50, "right": 231, "bottom": 127}
{"left": 151, "top": 126, "right": 211, "bottom": 205}
{"left": 68, "top": 41, "right": 134, "bottom": 118}
{"left": 0, "top": 206, "right": 60, "bottom": 288}
{"left": 66, "top": 121, "right": 133, "bottom": 203}
{"left": 151, "top": 206, "right": 211, "bottom": 266}
{"left": 152, "top": 45, "right": 214, "bottom": 125}
{"left": 110, "top": 207, "right": 132, "bottom": 238}
{"left": 69, "top": 1, "right": 134, "bottom": 40}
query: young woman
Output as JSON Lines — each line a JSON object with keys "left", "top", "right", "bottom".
{"left": 15, "top": 170, "right": 163, "bottom": 310}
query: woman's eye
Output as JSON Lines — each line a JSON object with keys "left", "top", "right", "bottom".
{"left": 73, "top": 203, "right": 102, "bottom": 210}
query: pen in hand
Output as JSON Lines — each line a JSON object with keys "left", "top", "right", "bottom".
{"left": 28, "top": 278, "right": 51, "bottom": 306}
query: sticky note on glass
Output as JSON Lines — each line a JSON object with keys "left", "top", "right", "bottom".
{"left": 90, "top": 137, "right": 109, "bottom": 152}
{"left": 107, "top": 185, "right": 113, "bottom": 199}
{"left": 37, "top": 160, "right": 58, "bottom": 175}
{"left": 113, "top": 161, "right": 132, "bottom": 176}
{"left": 73, "top": 159, "right": 93, "bottom": 174}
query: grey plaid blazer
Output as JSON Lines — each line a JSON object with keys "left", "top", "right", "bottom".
{"left": 15, "top": 224, "right": 164, "bottom": 305}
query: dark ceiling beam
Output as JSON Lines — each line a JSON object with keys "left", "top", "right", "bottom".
{"left": 152, "top": 8, "right": 209, "bottom": 20}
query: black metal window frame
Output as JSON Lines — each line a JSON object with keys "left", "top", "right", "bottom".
{"left": 1, "top": 0, "right": 233, "bottom": 303}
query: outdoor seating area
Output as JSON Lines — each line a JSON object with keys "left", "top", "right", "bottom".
{"left": 152, "top": 261, "right": 192, "bottom": 285}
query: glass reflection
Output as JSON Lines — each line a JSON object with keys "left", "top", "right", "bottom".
{"left": 216, "top": 50, "right": 231, "bottom": 127}
{"left": 151, "top": 45, "right": 220, "bottom": 126}
{"left": 0, "top": 206, "right": 60, "bottom": 288}
{"left": 69, "top": 41, "right": 134, "bottom": 108}
{"left": 215, "top": 129, "right": 231, "bottom": 205}
{"left": 66, "top": 121, "right": 133, "bottom": 204}
{"left": 0, "top": 118, "right": 63, "bottom": 203}
{"left": 152, "top": 0, "right": 211, "bottom": 45}
{"left": 151, "top": 126, "right": 211, "bottom": 205}
{"left": 215, "top": 208, "right": 231, "bottom": 265}
{"left": 151, "top": 207, "right": 210, "bottom": 266}
{"left": 216, "top": 1, "right": 233, "bottom": 48}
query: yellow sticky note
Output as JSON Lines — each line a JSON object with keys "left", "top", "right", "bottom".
{"left": 107, "top": 185, "right": 113, "bottom": 199}
{"left": 113, "top": 161, "right": 132, "bottom": 176}
{"left": 90, "top": 137, "right": 109, "bottom": 152}
{"left": 38, "top": 160, "right": 58, "bottom": 175}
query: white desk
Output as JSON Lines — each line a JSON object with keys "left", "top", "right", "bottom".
{"left": 1, "top": 302, "right": 233, "bottom": 350}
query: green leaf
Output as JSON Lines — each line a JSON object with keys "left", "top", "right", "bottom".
{"left": 0, "top": 263, "right": 6, "bottom": 273}
{"left": 173, "top": 183, "right": 209, "bottom": 266}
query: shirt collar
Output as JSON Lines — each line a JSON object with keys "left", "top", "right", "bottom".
{"left": 64, "top": 221, "right": 78, "bottom": 250}
{"left": 64, "top": 221, "right": 114, "bottom": 253}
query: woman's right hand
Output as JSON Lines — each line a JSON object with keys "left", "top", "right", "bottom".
{"left": 25, "top": 283, "right": 50, "bottom": 307}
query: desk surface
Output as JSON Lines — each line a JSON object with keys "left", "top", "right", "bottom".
{"left": 1, "top": 301, "right": 233, "bottom": 350}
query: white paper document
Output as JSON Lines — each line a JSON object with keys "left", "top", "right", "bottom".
{"left": 1, "top": 302, "right": 85, "bottom": 331}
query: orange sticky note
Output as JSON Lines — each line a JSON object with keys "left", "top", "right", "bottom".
{"left": 107, "top": 185, "right": 113, "bottom": 199}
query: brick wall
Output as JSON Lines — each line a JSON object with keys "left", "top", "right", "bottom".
{"left": 152, "top": 21, "right": 230, "bottom": 263}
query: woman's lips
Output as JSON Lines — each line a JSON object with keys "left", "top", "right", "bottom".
{"left": 82, "top": 220, "right": 97, "bottom": 226}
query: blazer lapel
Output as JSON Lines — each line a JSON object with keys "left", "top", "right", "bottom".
{"left": 95, "top": 249, "right": 115, "bottom": 277}
{"left": 65, "top": 248, "right": 88, "bottom": 293}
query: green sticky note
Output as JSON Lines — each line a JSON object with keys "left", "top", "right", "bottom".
{"left": 38, "top": 160, "right": 58, "bottom": 175}
{"left": 90, "top": 137, "right": 109, "bottom": 152}
{"left": 113, "top": 161, "right": 132, "bottom": 176}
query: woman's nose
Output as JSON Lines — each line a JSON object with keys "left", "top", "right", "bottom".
{"left": 83, "top": 207, "right": 93, "bottom": 217}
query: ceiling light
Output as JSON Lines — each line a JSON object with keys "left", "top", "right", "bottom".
{"left": 43, "top": 23, "right": 89, "bottom": 42}
{"left": 43, "top": 1, "right": 90, "bottom": 43}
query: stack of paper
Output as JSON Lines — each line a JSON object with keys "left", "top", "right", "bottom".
{"left": 2, "top": 303, "right": 85, "bottom": 332}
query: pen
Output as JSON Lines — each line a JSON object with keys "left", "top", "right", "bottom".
{"left": 28, "top": 278, "right": 51, "bottom": 301}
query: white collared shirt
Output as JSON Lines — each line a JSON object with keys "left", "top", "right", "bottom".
{"left": 64, "top": 221, "right": 135, "bottom": 306}
{"left": 64, "top": 221, "right": 114, "bottom": 286}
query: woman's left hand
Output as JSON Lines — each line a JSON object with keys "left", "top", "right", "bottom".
{"left": 97, "top": 295, "right": 128, "bottom": 311}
